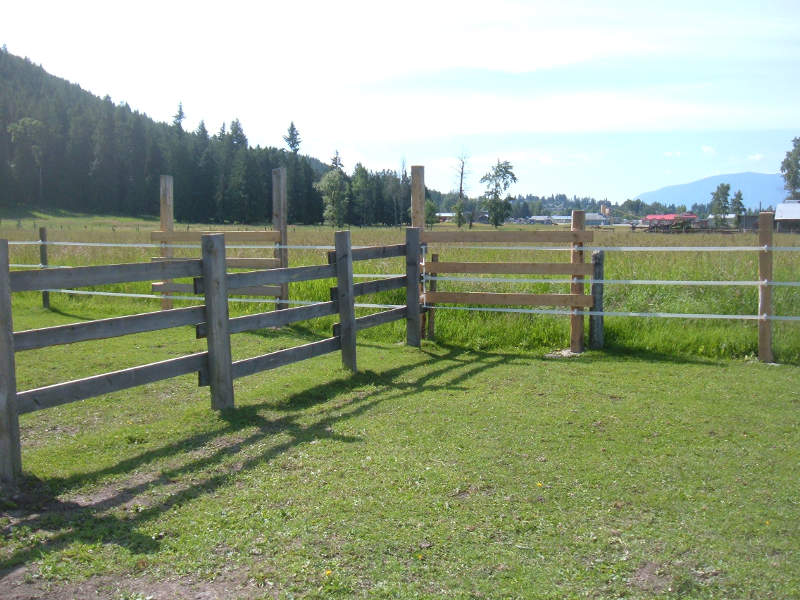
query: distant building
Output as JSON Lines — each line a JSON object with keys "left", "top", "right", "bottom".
{"left": 775, "top": 202, "right": 800, "bottom": 232}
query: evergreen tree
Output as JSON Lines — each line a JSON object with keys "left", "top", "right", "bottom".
{"left": 731, "top": 190, "right": 745, "bottom": 229}
{"left": 710, "top": 183, "right": 731, "bottom": 227}
{"left": 316, "top": 168, "right": 348, "bottom": 227}
{"left": 283, "top": 121, "right": 301, "bottom": 153}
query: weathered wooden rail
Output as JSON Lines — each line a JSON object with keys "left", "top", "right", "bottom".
{"left": 419, "top": 211, "right": 595, "bottom": 352}
{"left": 0, "top": 231, "right": 421, "bottom": 489}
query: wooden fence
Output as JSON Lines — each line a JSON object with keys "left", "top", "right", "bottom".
{"left": 419, "top": 211, "right": 594, "bottom": 352}
{"left": 0, "top": 230, "right": 418, "bottom": 489}
{"left": 151, "top": 171, "right": 289, "bottom": 309}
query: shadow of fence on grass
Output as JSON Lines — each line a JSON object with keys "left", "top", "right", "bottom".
{"left": 1, "top": 342, "right": 526, "bottom": 573}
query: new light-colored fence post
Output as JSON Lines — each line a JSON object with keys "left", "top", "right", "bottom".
{"left": 201, "top": 234, "right": 234, "bottom": 410}
{"left": 570, "top": 210, "right": 586, "bottom": 353}
{"left": 589, "top": 250, "right": 604, "bottom": 350}
{"left": 39, "top": 226, "right": 49, "bottom": 309}
{"left": 406, "top": 227, "right": 422, "bottom": 347}
{"left": 411, "top": 166, "right": 425, "bottom": 229}
{"left": 0, "top": 240, "right": 22, "bottom": 489}
{"left": 272, "top": 167, "right": 289, "bottom": 309}
{"left": 334, "top": 230, "right": 357, "bottom": 372}
{"left": 758, "top": 212, "right": 774, "bottom": 362}
{"left": 426, "top": 253, "right": 438, "bottom": 340}
{"left": 159, "top": 175, "right": 174, "bottom": 310}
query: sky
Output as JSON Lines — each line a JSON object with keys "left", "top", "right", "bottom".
{"left": 3, "top": 0, "right": 799, "bottom": 203}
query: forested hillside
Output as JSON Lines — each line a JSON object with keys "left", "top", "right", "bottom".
{"left": 0, "top": 48, "right": 418, "bottom": 225}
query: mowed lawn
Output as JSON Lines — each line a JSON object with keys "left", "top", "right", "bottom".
{"left": 1, "top": 301, "right": 799, "bottom": 599}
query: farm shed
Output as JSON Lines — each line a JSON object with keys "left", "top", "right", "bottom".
{"left": 775, "top": 202, "right": 800, "bottom": 232}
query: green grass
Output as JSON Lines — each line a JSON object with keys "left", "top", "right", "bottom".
{"left": 2, "top": 213, "right": 799, "bottom": 597}
{"left": 1, "top": 310, "right": 799, "bottom": 598}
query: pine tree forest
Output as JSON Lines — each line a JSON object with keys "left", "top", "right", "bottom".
{"left": 0, "top": 49, "right": 417, "bottom": 226}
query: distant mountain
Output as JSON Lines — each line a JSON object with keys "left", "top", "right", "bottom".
{"left": 636, "top": 172, "right": 785, "bottom": 211}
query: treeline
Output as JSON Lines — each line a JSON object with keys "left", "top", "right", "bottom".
{"left": 0, "top": 48, "right": 333, "bottom": 223}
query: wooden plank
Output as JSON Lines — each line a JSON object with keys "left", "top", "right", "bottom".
{"left": 425, "top": 291, "right": 594, "bottom": 308}
{"left": 16, "top": 352, "right": 208, "bottom": 415}
{"left": 352, "top": 275, "right": 407, "bottom": 297}
{"left": 152, "top": 282, "right": 282, "bottom": 297}
{"left": 152, "top": 282, "right": 194, "bottom": 294}
{"left": 39, "top": 227, "right": 49, "bottom": 309}
{"left": 272, "top": 167, "right": 289, "bottom": 306}
{"left": 335, "top": 230, "right": 357, "bottom": 372}
{"left": 11, "top": 260, "right": 203, "bottom": 292}
{"left": 334, "top": 307, "right": 408, "bottom": 336}
{"left": 589, "top": 250, "right": 604, "bottom": 350}
{"left": 570, "top": 210, "right": 586, "bottom": 353}
{"left": 14, "top": 306, "right": 206, "bottom": 352}
{"left": 406, "top": 227, "right": 422, "bottom": 347}
{"left": 151, "top": 257, "right": 281, "bottom": 269}
{"left": 420, "top": 230, "right": 593, "bottom": 244}
{"left": 350, "top": 244, "right": 406, "bottom": 262}
{"left": 758, "top": 212, "right": 774, "bottom": 362}
{"left": 197, "top": 301, "right": 338, "bottom": 338}
{"left": 0, "top": 240, "right": 21, "bottom": 487}
{"left": 151, "top": 230, "right": 281, "bottom": 243}
{"left": 228, "top": 285, "right": 283, "bottom": 297}
{"left": 201, "top": 234, "right": 234, "bottom": 410}
{"left": 200, "top": 337, "right": 341, "bottom": 384}
{"left": 195, "top": 264, "right": 336, "bottom": 293}
{"left": 427, "top": 261, "right": 593, "bottom": 276}
{"left": 160, "top": 175, "right": 174, "bottom": 310}
{"left": 411, "top": 166, "right": 425, "bottom": 229}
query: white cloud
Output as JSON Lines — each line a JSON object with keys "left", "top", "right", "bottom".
{"left": 701, "top": 145, "right": 716, "bottom": 155}
{"left": 663, "top": 151, "right": 682, "bottom": 157}
{"left": 747, "top": 153, "right": 764, "bottom": 161}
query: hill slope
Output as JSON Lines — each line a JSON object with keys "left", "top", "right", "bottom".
{"left": 636, "top": 172, "right": 784, "bottom": 211}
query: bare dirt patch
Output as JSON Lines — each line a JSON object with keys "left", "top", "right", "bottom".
{"left": 629, "top": 561, "right": 670, "bottom": 593}
{"left": 0, "top": 565, "right": 280, "bottom": 600}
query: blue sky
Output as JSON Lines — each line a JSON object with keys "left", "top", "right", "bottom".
{"left": 3, "top": 0, "right": 798, "bottom": 203}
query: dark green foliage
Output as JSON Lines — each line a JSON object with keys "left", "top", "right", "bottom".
{"left": 481, "top": 160, "right": 516, "bottom": 227}
{"left": 0, "top": 48, "right": 437, "bottom": 226}
{"left": 781, "top": 137, "right": 800, "bottom": 200}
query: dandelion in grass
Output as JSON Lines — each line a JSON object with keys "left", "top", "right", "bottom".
{"left": 537, "top": 481, "right": 543, "bottom": 487}
{"left": 324, "top": 569, "right": 332, "bottom": 576}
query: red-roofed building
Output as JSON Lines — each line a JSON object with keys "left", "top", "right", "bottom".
{"left": 642, "top": 213, "right": 700, "bottom": 231}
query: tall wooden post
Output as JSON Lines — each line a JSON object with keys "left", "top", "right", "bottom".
{"left": 570, "top": 210, "right": 586, "bottom": 353}
{"left": 201, "top": 234, "right": 234, "bottom": 410}
{"left": 272, "top": 168, "right": 289, "bottom": 309}
{"left": 406, "top": 227, "right": 422, "bottom": 347}
{"left": 39, "top": 226, "right": 49, "bottom": 309}
{"left": 159, "top": 175, "right": 174, "bottom": 310}
{"left": 0, "top": 240, "right": 22, "bottom": 489}
{"left": 758, "top": 212, "right": 774, "bottom": 362}
{"left": 589, "top": 250, "right": 604, "bottom": 350}
{"left": 334, "top": 230, "right": 357, "bottom": 372}
{"left": 411, "top": 166, "right": 425, "bottom": 229}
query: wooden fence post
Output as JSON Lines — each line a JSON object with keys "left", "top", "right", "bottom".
{"left": 159, "top": 175, "right": 174, "bottom": 310}
{"left": 0, "top": 240, "right": 22, "bottom": 489}
{"left": 334, "top": 230, "right": 357, "bottom": 372}
{"left": 589, "top": 250, "right": 604, "bottom": 350}
{"left": 272, "top": 167, "right": 289, "bottom": 309}
{"left": 758, "top": 212, "right": 774, "bottom": 362}
{"left": 411, "top": 166, "right": 425, "bottom": 229}
{"left": 570, "top": 210, "right": 586, "bottom": 353}
{"left": 201, "top": 234, "right": 234, "bottom": 410}
{"left": 406, "top": 227, "right": 422, "bottom": 347}
{"left": 426, "top": 253, "right": 438, "bottom": 340}
{"left": 39, "top": 226, "right": 49, "bottom": 310}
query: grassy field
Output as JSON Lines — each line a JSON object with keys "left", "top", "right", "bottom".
{"left": 1, "top": 212, "right": 799, "bottom": 598}
{"left": 3, "top": 211, "right": 800, "bottom": 362}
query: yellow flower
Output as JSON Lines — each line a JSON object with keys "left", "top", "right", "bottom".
{"left": 324, "top": 569, "right": 332, "bottom": 576}
{"left": 536, "top": 482, "right": 543, "bottom": 487}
